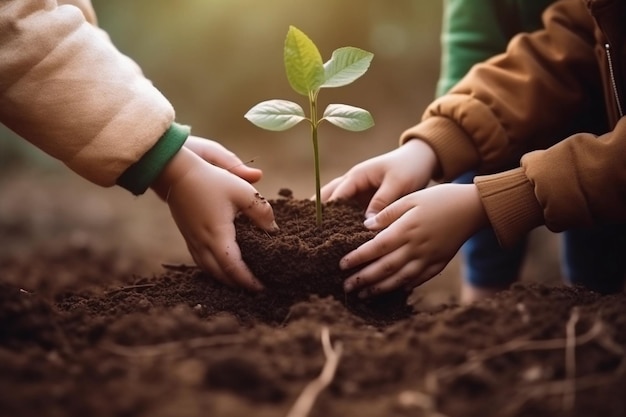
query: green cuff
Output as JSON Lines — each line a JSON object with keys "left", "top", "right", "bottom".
{"left": 117, "top": 122, "right": 190, "bottom": 195}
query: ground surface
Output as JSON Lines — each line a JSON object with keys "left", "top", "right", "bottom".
{"left": 1, "top": 168, "right": 625, "bottom": 417}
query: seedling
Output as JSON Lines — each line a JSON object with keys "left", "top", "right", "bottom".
{"left": 245, "top": 26, "right": 374, "bottom": 227}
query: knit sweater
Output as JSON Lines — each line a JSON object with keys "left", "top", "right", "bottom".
{"left": 0, "top": 0, "right": 188, "bottom": 195}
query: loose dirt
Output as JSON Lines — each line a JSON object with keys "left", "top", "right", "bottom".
{"left": 1, "top": 170, "right": 625, "bottom": 417}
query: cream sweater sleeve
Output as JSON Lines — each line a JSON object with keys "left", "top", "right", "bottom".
{"left": 0, "top": 0, "right": 175, "bottom": 187}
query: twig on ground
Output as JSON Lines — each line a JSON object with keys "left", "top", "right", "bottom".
{"left": 397, "top": 390, "right": 450, "bottom": 417}
{"left": 500, "top": 354, "right": 626, "bottom": 417}
{"left": 427, "top": 309, "right": 625, "bottom": 417}
{"left": 563, "top": 307, "right": 579, "bottom": 411}
{"left": 101, "top": 334, "right": 246, "bottom": 358}
{"left": 427, "top": 315, "right": 606, "bottom": 392}
{"left": 529, "top": 357, "right": 626, "bottom": 396}
{"left": 516, "top": 302, "right": 530, "bottom": 324}
{"left": 286, "top": 326, "right": 343, "bottom": 417}
{"left": 280, "top": 310, "right": 293, "bottom": 327}
{"left": 105, "top": 283, "right": 156, "bottom": 295}
{"left": 161, "top": 263, "right": 196, "bottom": 271}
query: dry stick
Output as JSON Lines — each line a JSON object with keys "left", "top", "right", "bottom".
{"left": 397, "top": 390, "right": 451, "bottom": 417}
{"left": 280, "top": 310, "right": 293, "bottom": 327}
{"left": 161, "top": 263, "right": 195, "bottom": 271}
{"left": 529, "top": 357, "right": 626, "bottom": 396}
{"left": 563, "top": 307, "right": 579, "bottom": 411}
{"left": 500, "top": 353, "right": 626, "bottom": 417}
{"left": 427, "top": 316, "right": 606, "bottom": 392}
{"left": 105, "top": 283, "right": 157, "bottom": 295}
{"left": 430, "top": 311, "right": 625, "bottom": 417}
{"left": 101, "top": 334, "right": 247, "bottom": 358}
{"left": 286, "top": 327, "right": 343, "bottom": 417}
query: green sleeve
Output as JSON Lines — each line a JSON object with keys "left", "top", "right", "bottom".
{"left": 436, "top": 0, "right": 555, "bottom": 97}
{"left": 116, "top": 122, "right": 190, "bottom": 195}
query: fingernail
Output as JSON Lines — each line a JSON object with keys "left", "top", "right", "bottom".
{"left": 268, "top": 220, "right": 280, "bottom": 232}
{"left": 359, "top": 286, "right": 378, "bottom": 299}
{"left": 253, "top": 280, "right": 265, "bottom": 291}
{"left": 344, "top": 281, "right": 353, "bottom": 292}
{"left": 365, "top": 211, "right": 376, "bottom": 219}
{"left": 339, "top": 258, "right": 349, "bottom": 270}
{"left": 363, "top": 217, "right": 375, "bottom": 228}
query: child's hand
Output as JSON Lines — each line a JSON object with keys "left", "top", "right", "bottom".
{"left": 152, "top": 146, "right": 278, "bottom": 291}
{"left": 184, "top": 135, "right": 262, "bottom": 184}
{"left": 341, "top": 183, "right": 488, "bottom": 298}
{"left": 320, "top": 139, "right": 439, "bottom": 218}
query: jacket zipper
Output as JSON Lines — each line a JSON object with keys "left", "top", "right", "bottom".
{"left": 605, "top": 43, "right": 624, "bottom": 118}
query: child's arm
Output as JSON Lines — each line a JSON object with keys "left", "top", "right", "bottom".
{"left": 0, "top": 2, "right": 279, "bottom": 289}
{"left": 437, "top": 0, "right": 513, "bottom": 97}
{"left": 0, "top": 1, "right": 174, "bottom": 188}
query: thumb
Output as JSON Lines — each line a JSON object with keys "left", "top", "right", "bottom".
{"left": 365, "top": 181, "right": 402, "bottom": 218}
{"left": 238, "top": 191, "right": 279, "bottom": 232}
{"left": 227, "top": 164, "right": 263, "bottom": 184}
{"left": 185, "top": 136, "right": 262, "bottom": 184}
{"left": 364, "top": 197, "right": 408, "bottom": 230}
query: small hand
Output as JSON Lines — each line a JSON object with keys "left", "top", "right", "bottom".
{"left": 320, "top": 139, "right": 438, "bottom": 218}
{"left": 340, "top": 183, "right": 488, "bottom": 297}
{"left": 184, "top": 135, "right": 261, "bottom": 184}
{"left": 152, "top": 146, "right": 278, "bottom": 291}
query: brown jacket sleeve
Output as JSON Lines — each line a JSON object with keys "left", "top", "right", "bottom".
{"left": 0, "top": 0, "right": 174, "bottom": 187}
{"left": 397, "top": 0, "right": 626, "bottom": 247}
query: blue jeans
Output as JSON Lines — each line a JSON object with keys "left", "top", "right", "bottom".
{"left": 456, "top": 171, "right": 626, "bottom": 293}
{"left": 561, "top": 225, "right": 626, "bottom": 294}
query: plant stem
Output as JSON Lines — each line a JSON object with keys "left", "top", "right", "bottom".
{"left": 309, "top": 90, "right": 322, "bottom": 227}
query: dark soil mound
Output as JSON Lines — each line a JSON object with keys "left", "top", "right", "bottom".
{"left": 235, "top": 197, "right": 412, "bottom": 323}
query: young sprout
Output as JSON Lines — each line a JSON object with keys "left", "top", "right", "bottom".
{"left": 245, "top": 25, "right": 374, "bottom": 227}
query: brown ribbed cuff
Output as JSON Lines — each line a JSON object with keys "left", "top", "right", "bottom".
{"left": 399, "top": 117, "right": 480, "bottom": 182}
{"left": 474, "top": 168, "right": 544, "bottom": 248}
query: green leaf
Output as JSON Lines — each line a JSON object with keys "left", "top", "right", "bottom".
{"left": 322, "top": 47, "right": 373, "bottom": 88}
{"left": 322, "top": 104, "right": 374, "bottom": 132}
{"left": 284, "top": 26, "right": 325, "bottom": 96}
{"left": 244, "top": 99, "right": 307, "bottom": 131}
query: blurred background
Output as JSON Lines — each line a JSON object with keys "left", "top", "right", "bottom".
{"left": 0, "top": 1, "right": 560, "bottom": 300}
{"left": 92, "top": 0, "right": 444, "bottom": 196}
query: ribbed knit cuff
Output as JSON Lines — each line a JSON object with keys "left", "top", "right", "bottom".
{"left": 117, "top": 122, "right": 190, "bottom": 195}
{"left": 474, "top": 168, "right": 544, "bottom": 248}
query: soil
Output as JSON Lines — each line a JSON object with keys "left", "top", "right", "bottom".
{"left": 1, "top": 173, "right": 626, "bottom": 417}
